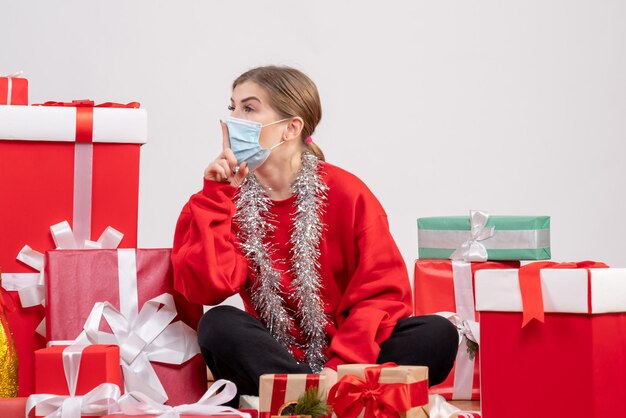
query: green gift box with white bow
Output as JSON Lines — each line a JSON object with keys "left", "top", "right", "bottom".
{"left": 417, "top": 211, "right": 551, "bottom": 261}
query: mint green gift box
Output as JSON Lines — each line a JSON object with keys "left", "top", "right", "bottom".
{"left": 417, "top": 215, "right": 551, "bottom": 261}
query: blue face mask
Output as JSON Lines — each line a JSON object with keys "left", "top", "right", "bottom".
{"left": 225, "top": 116, "right": 289, "bottom": 171}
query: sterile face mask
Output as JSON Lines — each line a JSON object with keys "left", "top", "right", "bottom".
{"left": 225, "top": 116, "right": 289, "bottom": 171}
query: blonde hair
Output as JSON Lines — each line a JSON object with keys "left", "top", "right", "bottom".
{"left": 233, "top": 66, "right": 325, "bottom": 161}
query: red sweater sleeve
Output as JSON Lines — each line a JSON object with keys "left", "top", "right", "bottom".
{"left": 325, "top": 205, "right": 412, "bottom": 370}
{"left": 171, "top": 179, "right": 249, "bottom": 306}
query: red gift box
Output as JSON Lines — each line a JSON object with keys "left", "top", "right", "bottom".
{"left": 413, "top": 259, "right": 518, "bottom": 400}
{"left": 0, "top": 397, "right": 29, "bottom": 418}
{"left": 0, "top": 101, "right": 146, "bottom": 396}
{"left": 35, "top": 345, "right": 122, "bottom": 395}
{"left": 28, "top": 345, "right": 122, "bottom": 418}
{"left": 475, "top": 264, "right": 626, "bottom": 417}
{"left": 0, "top": 74, "right": 28, "bottom": 105}
{"left": 45, "top": 248, "right": 206, "bottom": 406}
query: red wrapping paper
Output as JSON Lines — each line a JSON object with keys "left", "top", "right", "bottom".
{"left": 0, "top": 76, "right": 28, "bottom": 105}
{"left": 477, "top": 265, "right": 626, "bottom": 417}
{"left": 481, "top": 312, "right": 626, "bottom": 417}
{"left": 35, "top": 345, "right": 122, "bottom": 395}
{"left": 413, "top": 260, "right": 518, "bottom": 400}
{"left": 45, "top": 248, "right": 206, "bottom": 406}
{"left": 0, "top": 140, "right": 141, "bottom": 396}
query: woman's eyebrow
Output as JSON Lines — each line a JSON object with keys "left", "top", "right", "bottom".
{"left": 241, "top": 96, "right": 261, "bottom": 104}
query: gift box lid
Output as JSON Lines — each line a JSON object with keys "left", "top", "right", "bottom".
{"left": 475, "top": 267, "right": 626, "bottom": 314}
{"left": 0, "top": 104, "right": 147, "bottom": 144}
{"left": 417, "top": 215, "right": 550, "bottom": 231}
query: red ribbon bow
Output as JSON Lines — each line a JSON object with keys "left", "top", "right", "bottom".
{"left": 519, "top": 260, "right": 609, "bottom": 327}
{"left": 327, "top": 363, "right": 428, "bottom": 418}
{"left": 34, "top": 100, "right": 140, "bottom": 143}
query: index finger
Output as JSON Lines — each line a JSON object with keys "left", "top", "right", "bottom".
{"left": 221, "top": 121, "right": 230, "bottom": 151}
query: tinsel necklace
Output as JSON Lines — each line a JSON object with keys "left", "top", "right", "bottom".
{"left": 234, "top": 152, "right": 329, "bottom": 373}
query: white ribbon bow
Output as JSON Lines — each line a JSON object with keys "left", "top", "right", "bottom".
{"left": 450, "top": 210, "right": 495, "bottom": 262}
{"left": 117, "top": 380, "right": 251, "bottom": 418}
{"left": 73, "top": 293, "right": 200, "bottom": 404}
{"left": 26, "top": 345, "right": 122, "bottom": 418}
{"left": 438, "top": 312, "right": 480, "bottom": 346}
{"left": 0, "top": 221, "right": 123, "bottom": 336}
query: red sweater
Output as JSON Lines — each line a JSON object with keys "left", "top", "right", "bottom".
{"left": 172, "top": 162, "right": 412, "bottom": 370}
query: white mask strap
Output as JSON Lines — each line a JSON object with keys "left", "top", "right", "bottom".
{"left": 262, "top": 117, "right": 291, "bottom": 128}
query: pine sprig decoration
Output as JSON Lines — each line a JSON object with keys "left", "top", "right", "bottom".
{"left": 280, "top": 387, "right": 330, "bottom": 417}
{"left": 466, "top": 339, "right": 479, "bottom": 361}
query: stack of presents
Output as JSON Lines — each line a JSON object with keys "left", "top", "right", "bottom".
{"left": 0, "top": 73, "right": 624, "bottom": 418}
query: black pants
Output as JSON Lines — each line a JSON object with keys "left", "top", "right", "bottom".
{"left": 199, "top": 306, "right": 458, "bottom": 399}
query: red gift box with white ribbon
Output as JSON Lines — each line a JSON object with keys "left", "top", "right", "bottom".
{"left": 0, "top": 100, "right": 146, "bottom": 396}
{"left": 28, "top": 344, "right": 122, "bottom": 418}
{"left": 0, "top": 72, "right": 28, "bottom": 105}
{"left": 475, "top": 262, "right": 626, "bottom": 417}
{"left": 45, "top": 248, "right": 206, "bottom": 406}
{"left": 413, "top": 259, "right": 518, "bottom": 400}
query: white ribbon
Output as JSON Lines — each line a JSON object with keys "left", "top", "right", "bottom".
{"left": 425, "top": 394, "right": 481, "bottom": 418}
{"left": 65, "top": 249, "right": 200, "bottom": 404}
{"left": 450, "top": 210, "right": 495, "bottom": 262}
{"left": 0, "top": 222, "right": 123, "bottom": 336}
{"left": 2, "top": 71, "right": 23, "bottom": 105}
{"left": 436, "top": 260, "right": 480, "bottom": 400}
{"left": 117, "top": 380, "right": 251, "bottom": 418}
{"left": 26, "top": 345, "right": 122, "bottom": 418}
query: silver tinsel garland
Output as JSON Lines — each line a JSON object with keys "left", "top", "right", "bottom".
{"left": 233, "top": 153, "right": 329, "bottom": 372}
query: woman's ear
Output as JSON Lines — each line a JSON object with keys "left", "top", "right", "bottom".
{"left": 284, "top": 117, "right": 304, "bottom": 142}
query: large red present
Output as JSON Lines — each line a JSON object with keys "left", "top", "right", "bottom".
{"left": 28, "top": 345, "right": 122, "bottom": 418}
{"left": 0, "top": 73, "right": 28, "bottom": 105}
{"left": 45, "top": 248, "right": 206, "bottom": 406}
{"left": 259, "top": 374, "right": 329, "bottom": 418}
{"left": 0, "top": 100, "right": 146, "bottom": 396}
{"left": 475, "top": 262, "right": 626, "bottom": 417}
{"left": 413, "top": 259, "right": 518, "bottom": 400}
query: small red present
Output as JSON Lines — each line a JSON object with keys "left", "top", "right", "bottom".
{"left": 0, "top": 397, "right": 29, "bottom": 418}
{"left": 413, "top": 259, "right": 518, "bottom": 400}
{"left": 0, "top": 100, "right": 146, "bottom": 396}
{"left": 45, "top": 248, "right": 205, "bottom": 406}
{"left": 35, "top": 345, "right": 122, "bottom": 395}
{"left": 475, "top": 261, "right": 626, "bottom": 417}
{"left": 28, "top": 344, "right": 122, "bottom": 418}
{"left": 0, "top": 73, "right": 28, "bottom": 105}
{"left": 259, "top": 374, "right": 329, "bottom": 418}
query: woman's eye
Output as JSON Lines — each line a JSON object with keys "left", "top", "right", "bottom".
{"left": 244, "top": 105, "right": 254, "bottom": 113}
{"left": 227, "top": 105, "right": 235, "bottom": 111}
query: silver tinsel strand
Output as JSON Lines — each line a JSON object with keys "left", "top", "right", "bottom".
{"left": 234, "top": 174, "right": 295, "bottom": 351}
{"left": 233, "top": 152, "right": 329, "bottom": 372}
{"left": 289, "top": 153, "right": 329, "bottom": 373}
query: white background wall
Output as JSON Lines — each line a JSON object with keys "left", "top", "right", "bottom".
{"left": 3, "top": 1, "right": 625, "bottom": 308}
